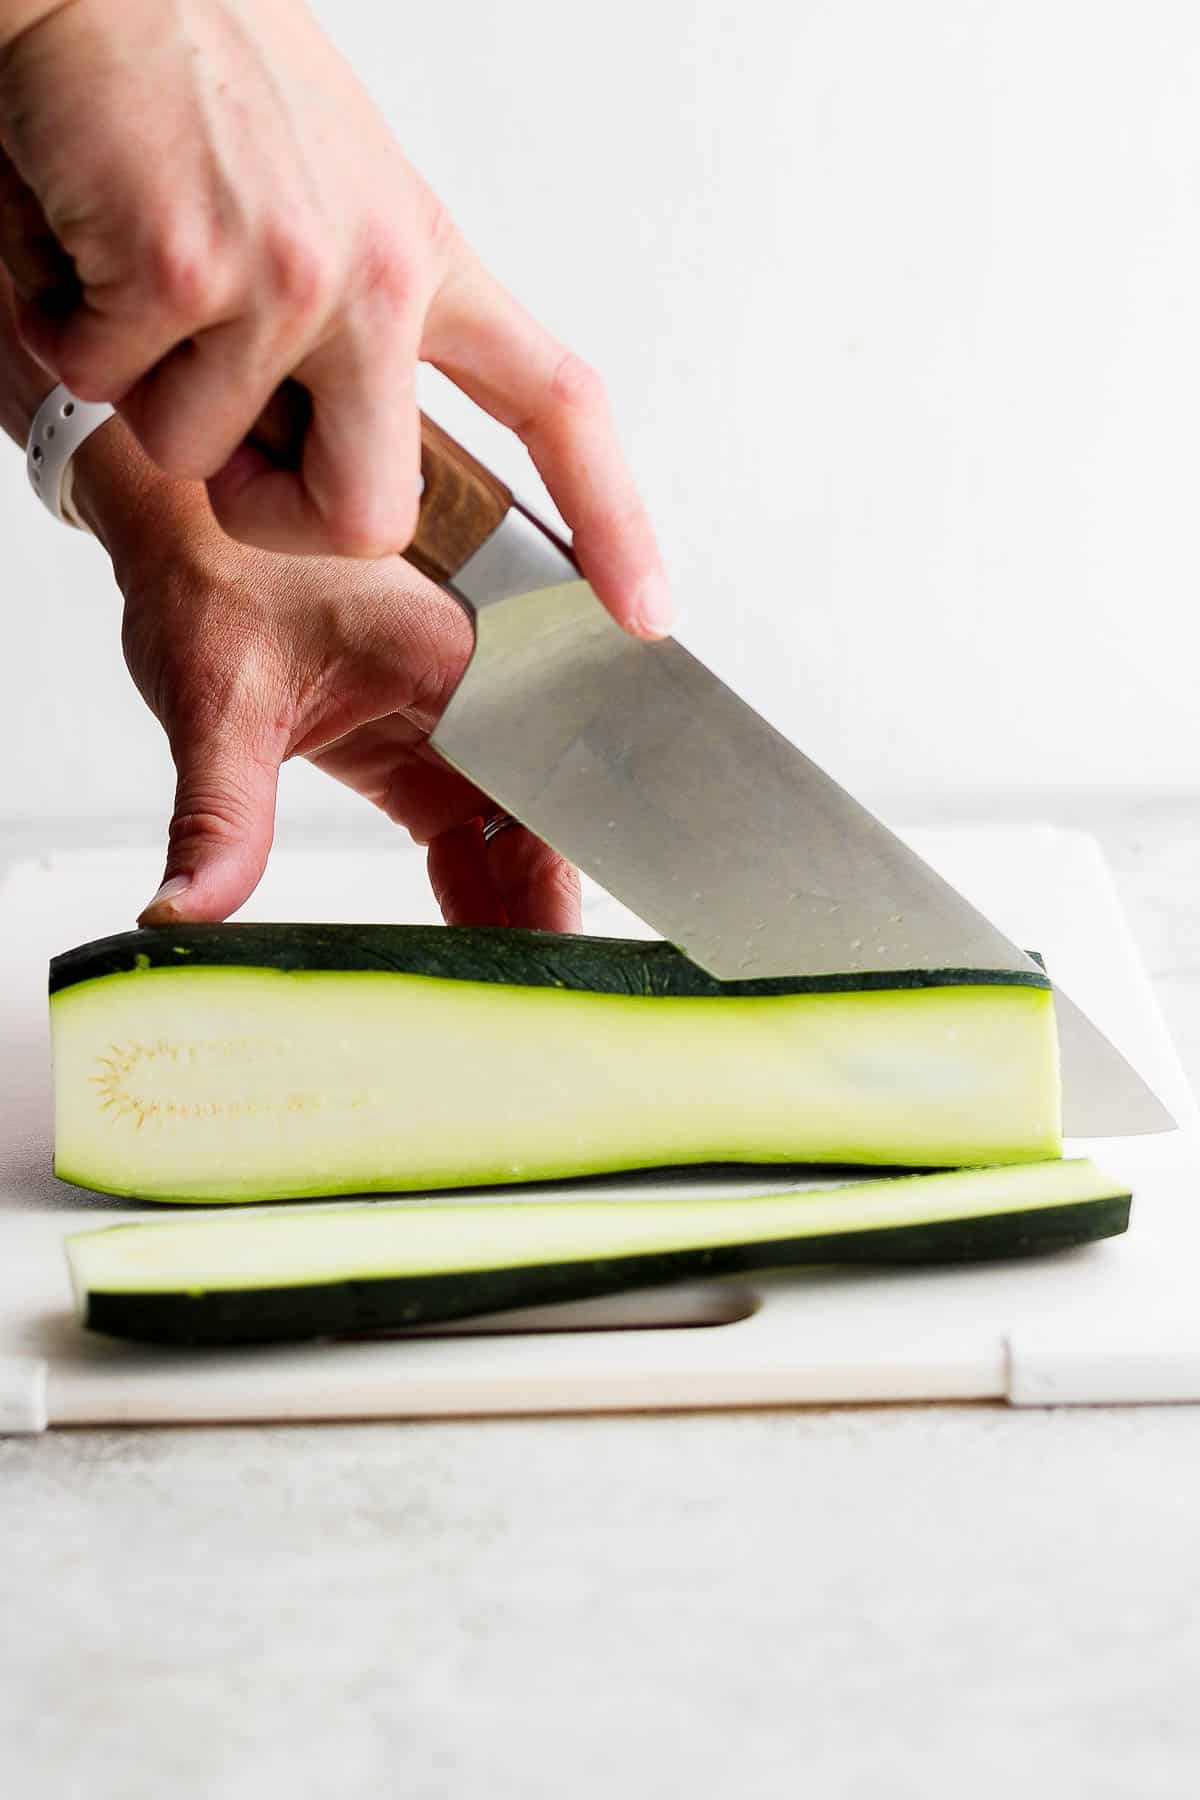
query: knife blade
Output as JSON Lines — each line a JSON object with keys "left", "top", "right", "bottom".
{"left": 430, "top": 499, "right": 1173, "bottom": 1138}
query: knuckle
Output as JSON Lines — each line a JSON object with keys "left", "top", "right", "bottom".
{"left": 168, "top": 800, "right": 253, "bottom": 850}
{"left": 548, "top": 350, "right": 606, "bottom": 416}
{"left": 142, "top": 222, "right": 225, "bottom": 319}
{"left": 535, "top": 848, "right": 581, "bottom": 905}
{"left": 355, "top": 229, "right": 418, "bottom": 315}
{"left": 424, "top": 198, "right": 461, "bottom": 266}
{"left": 571, "top": 499, "right": 649, "bottom": 557}
{"left": 263, "top": 227, "right": 332, "bottom": 322}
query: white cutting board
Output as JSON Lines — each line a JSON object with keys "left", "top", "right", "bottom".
{"left": 1, "top": 826, "right": 1197, "bottom": 1431}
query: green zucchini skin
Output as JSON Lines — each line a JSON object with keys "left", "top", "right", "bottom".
{"left": 77, "top": 1195, "right": 1130, "bottom": 1347}
{"left": 67, "top": 1160, "right": 1130, "bottom": 1347}
{"left": 49, "top": 923, "right": 1051, "bottom": 1001}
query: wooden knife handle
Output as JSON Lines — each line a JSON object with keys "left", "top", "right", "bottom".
{"left": 250, "top": 383, "right": 512, "bottom": 582}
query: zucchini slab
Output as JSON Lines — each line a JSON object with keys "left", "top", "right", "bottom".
{"left": 50, "top": 924, "right": 1062, "bottom": 1204}
{"left": 66, "top": 1160, "right": 1130, "bottom": 1346}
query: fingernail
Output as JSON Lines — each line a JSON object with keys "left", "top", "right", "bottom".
{"left": 631, "top": 573, "right": 674, "bottom": 640}
{"left": 139, "top": 874, "right": 191, "bottom": 923}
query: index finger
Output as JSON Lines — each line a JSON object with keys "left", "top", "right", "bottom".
{"left": 422, "top": 254, "right": 672, "bottom": 640}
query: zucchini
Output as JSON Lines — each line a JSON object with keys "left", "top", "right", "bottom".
{"left": 50, "top": 924, "right": 1062, "bottom": 1204}
{"left": 65, "top": 1160, "right": 1130, "bottom": 1345}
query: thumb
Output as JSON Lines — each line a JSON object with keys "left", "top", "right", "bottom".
{"left": 139, "top": 725, "right": 281, "bottom": 926}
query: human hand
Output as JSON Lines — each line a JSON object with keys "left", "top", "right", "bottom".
{"left": 91, "top": 468, "right": 582, "bottom": 933}
{"left": 0, "top": 0, "right": 670, "bottom": 634}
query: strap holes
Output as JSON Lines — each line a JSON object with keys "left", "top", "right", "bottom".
{"left": 31, "top": 446, "right": 43, "bottom": 463}
{"left": 62, "top": 401, "right": 75, "bottom": 417}
{"left": 45, "top": 425, "right": 55, "bottom": 440}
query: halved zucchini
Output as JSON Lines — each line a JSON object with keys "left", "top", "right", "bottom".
{"left": 50, "top": 924, "right": 1062, "bottom": 1204}
{"left": 65, "top": 1159, "right": 1129, "bottom": 1345}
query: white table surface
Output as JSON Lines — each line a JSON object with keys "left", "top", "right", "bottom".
{"left": 4, "top": 799, "right": 1200, "bottom": 1800}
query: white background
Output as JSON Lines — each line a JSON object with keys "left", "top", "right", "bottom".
{"left": 1, "top": 0, "right": 1198, "bottom": 835}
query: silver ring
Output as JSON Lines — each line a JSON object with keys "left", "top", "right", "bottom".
{"left": 482, "top": 810, "right": 519, "bottom": 845}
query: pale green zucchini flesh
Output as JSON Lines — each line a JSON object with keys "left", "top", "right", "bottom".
{"left": 50, "top": 924, "right": 1062, "bottom": 1204}
{"left": 65, "top": 1159, "right": 1130, "bottom": 1345}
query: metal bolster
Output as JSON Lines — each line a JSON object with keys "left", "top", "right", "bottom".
{"left": 450, "top": 501, "right": 579, "bottom": 614}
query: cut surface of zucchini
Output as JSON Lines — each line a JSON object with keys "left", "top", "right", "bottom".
{"left": 51, "top": 925, "right": 1062, "bottom": 1204}
{"left": 65, "top": 1158, "right": 1128, "bottom": 1346}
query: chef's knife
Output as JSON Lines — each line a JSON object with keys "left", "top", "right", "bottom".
{"left": 255, "top": 404, "right": 1174, "bottom": 1137}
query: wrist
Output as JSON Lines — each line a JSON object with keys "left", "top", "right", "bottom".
{"left": 69, "top": 420, "right": 216, "bottom": 588}
{"left": 2, "top": 234, "right": 216, "bottom": 589}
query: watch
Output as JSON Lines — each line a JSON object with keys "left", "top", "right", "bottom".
{"left": 26, "top": 382, "right": 116, "bottom": 529}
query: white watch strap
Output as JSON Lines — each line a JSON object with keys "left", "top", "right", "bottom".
{"left": 26, "top": 382, "right": 115, "bottom": 528}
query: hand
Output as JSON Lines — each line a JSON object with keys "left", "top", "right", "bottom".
{"left": 102, "top": 478, "right": 582, "bottom": 933}
{"left": 0, "top": 0, "right": 670, "bottom": 634}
